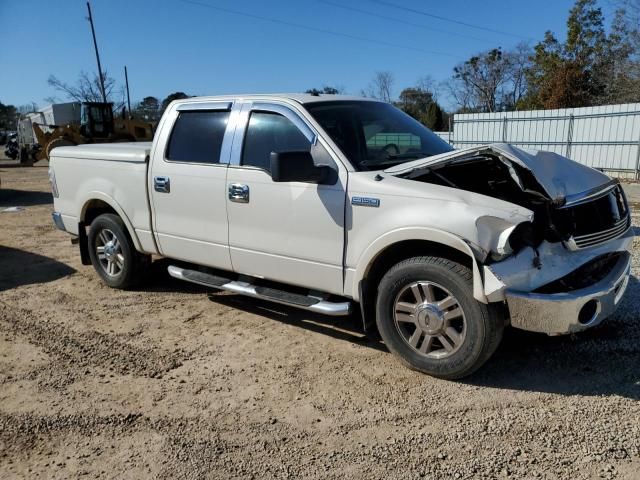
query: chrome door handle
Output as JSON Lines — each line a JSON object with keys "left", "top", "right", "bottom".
{"left": 228, "top": 183, "right": 250, "bottom": 203}
{"left": 154, "top": 176, "right": 170, "bottom": 193}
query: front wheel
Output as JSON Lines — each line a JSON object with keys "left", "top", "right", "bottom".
{"left": 88, "top": 213, "right": 147, "bottom": 289}
{"left": 376, "top": 256, "right": 503, "bottom": 379}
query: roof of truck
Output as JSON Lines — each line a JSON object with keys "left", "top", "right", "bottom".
{"left": 172, "top": 93, "right": 379, "bottom": 106}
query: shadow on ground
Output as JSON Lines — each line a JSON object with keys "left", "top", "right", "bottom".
{"left": 142, "top": 258, "right": 640, "bottom": 398}
{"left": 142, "top": 258, "right": 384, "bottom": 351}
{"left": 0, "top": 246, "right": 76, "bottom": 292}
{"left": 0, "top": 189, "right": 52, "bottom": 207}
{"left": 468, "top": 275, "right": 640, "bottom": 400}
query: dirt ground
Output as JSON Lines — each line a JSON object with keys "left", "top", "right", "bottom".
{"left": 1, "top": 160, "right": 639, "bottom": 480}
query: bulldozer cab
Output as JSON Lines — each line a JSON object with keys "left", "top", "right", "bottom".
{"left": 80, "top": 102, "right": 114, "bottom": 138}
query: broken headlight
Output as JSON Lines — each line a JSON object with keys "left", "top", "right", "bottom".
{"left": 508, "top": 221, "right": 538, "bottom": 252}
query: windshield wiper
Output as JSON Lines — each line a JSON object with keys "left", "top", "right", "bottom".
{"left": 360, "top": 152, "right": 431, "bottom": 168}
{"left": 387, "top": 152, "right": 430, "bottom": 160}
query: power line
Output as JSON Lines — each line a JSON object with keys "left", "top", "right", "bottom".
{"left": 178, "top": 0, "right": 461, "bottom": 59}
{"left": 370, "top": 0, "right": 529, "bottom": 40}
{"left": 319, "top": 0, "right": 494, "bottom": 45}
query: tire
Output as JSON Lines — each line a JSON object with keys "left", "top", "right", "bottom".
{"left": 87, "top": 213, "right": 147, "bottom": 289}
{"left": 375, "top": 256, "right": 503, "bottom": 379}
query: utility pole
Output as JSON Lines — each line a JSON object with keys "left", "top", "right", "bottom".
{"left": 124, "top": 66, "right": 132, "bottom": 118}
{"left": 86, "top": 1, "right": 107, "bottom": 104}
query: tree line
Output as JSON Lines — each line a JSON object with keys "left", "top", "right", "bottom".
{"left": 1, "top": 0, "right": 637, "bottom": 134}
{"left": 336, "top": 0, "right": 639, "bottom": 129}
{"left": 447, "top": 0, "right": 640, "bottom": 112}
{"left": 308, "top": 0, "right": 639, "bottom": 127}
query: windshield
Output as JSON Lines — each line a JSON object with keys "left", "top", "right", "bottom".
{"left": 305, "top": 100, "right": 453, "bottom": 171}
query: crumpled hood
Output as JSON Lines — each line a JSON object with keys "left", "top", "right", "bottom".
{"left": 384, "top": 143, "right": 611, "bottom": 203}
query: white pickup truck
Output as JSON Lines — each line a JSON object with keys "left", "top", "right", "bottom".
{"left": 49, "top": 94, "right": 633, "bottom": 378}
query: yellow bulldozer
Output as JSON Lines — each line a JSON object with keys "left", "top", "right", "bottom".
{"left": 25, "top": 102, "right": 155, "bottom": 162}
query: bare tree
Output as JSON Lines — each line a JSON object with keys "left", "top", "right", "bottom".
{"left": 362, "top": 71, "right": 395, "bottom": 102}
{"left": 443, "top": 77, "right": 475, "bottom": 112}
{"left": 416, "top": 75, "right": 441, "bottom": 101}
{"left": 17, "top": 103, "right": 39, "bottom": 114}
{"left": 504, "top": 42, "right": 533, "bottom": 109}
{"left": 452, "top": 48, "right": 511, "bottom": 112}
{"left": 47, "top": 71, "right": 125, "bottom": 110}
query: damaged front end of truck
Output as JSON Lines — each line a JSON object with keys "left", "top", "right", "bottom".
{"left": 387, "top": 143, "right": 633, "bottom": 335}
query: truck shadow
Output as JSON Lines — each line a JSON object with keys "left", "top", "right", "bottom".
{"left": 0, "top": 189, "right": 53, "bottom": 207}
{"left": 142, "top": 259, "right": 382, "bottom": 349}
{"left": 0, "top": 246, "right": 76, "bottom": 292}
{"left": 468, "top": 275, "right": 640, "bottom": 400}
{"left": 206, "top": 293, "right": 388, "bottom": 353}
{"left": 145, "top": 258, "right": 639, "bottom": 398}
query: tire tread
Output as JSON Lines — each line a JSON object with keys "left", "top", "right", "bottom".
{"left": 376, "top": 256, "right": 503, "bottom": 379}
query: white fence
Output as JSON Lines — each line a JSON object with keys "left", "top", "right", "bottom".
{"left": 437, "top": 103, "right": 640, "bottom": 179}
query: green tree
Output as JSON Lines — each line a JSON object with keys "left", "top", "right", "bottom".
{"left": 0, "top": 102, "right": 18, "bottom": 130}
{"left": 523, "top": 0, "right": 639, "bottom": 108}
{"left": 305, "top": 86, "right": 343, "bottom": 95}
{"left": 425, "top": 102, "right": 445, "bottom": 131}
{"left": 396, "top": 87, "right": 446, "bottom": 130}
{"left": 397, "top": 87, "right": 434, "bottom": 123}
{"left": 134, "top": 96, "right": 160, "bottom": 121}
{"left": 161, "top": 92, "right": 190, "bottom": 114}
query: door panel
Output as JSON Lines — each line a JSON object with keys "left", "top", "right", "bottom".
{"left": 151, "top": 163, "right": 231, "bottom": 268}
{"left": 149, "top": 104, "right": 237, "bottom": 269}
{"left": 226, "top": 103, "right": 346, "bottom": 295}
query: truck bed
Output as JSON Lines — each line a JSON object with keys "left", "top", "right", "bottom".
{"left": 51, "top": 142, "right": 152, "bottom": 163}
{"left": 49, "top": 142, "right": 157, "bottom": 254}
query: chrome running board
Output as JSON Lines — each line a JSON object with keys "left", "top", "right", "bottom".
{"left": 168, "top": 265, "right": 351, "bottom": 316}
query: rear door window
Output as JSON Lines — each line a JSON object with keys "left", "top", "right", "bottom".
{"left": 166, "top": 110, "right": 230, "bottom": 164}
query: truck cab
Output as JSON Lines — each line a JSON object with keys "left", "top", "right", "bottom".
{"left": 48, "top": 94, "right": 633, "bottom": 379}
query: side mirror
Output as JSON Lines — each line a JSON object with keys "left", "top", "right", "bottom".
{"left": 270, "top": 151, "right": 332, "bottom": 184}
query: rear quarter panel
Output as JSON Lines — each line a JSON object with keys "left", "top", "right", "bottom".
{"left": 51, "top": 154, "right": 155, "bottom": 253}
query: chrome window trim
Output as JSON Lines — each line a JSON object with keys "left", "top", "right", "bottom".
{"left": 159, "top": 103, "right": 240, "bottom": 166}
{"left": 251, "top": 102, "right": 317, "bottom": 144}
{"left": 228, "top": 101, "right": 318, "bottom": 167}
{"left": 176, "top": 101, "right": 232, "bottom": 111}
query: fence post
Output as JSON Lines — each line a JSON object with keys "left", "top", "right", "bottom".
{"left": 565, "top": 114, "right": 575, "bottom": 158}
{"left": 449, "top": 114, "right": 454, "bottom": 147}
{"left": 635, "top": 127, "right": 640, "bottom": 180}
{"left": 502, "top": 116, "right": 508, "bottom": 143}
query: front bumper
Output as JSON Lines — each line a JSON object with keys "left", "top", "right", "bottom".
{"left": 505, "top": 252, "right": 631, "bottom": 335}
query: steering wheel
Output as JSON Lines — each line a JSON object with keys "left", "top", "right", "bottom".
{"left": 381, "top": 143, "right": 400, "bottom": 157}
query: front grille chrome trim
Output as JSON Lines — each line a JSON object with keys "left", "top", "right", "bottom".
{"left": 566, "top": 216, "right": 631, "bottom": 250}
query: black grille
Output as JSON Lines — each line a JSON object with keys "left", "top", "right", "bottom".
{"left": 554, "top": 184, "right": 630, "bottom": 250}
{"left": 572, "top": 216, "right": 630, "bottom": 249}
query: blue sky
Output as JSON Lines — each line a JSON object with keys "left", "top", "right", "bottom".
{"left": 0, "top": 0, "right": 619, "bottom": 110}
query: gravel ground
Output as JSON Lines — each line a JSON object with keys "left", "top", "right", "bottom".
{"left": 1, "top": 161, "right": 639, "bottom": 479}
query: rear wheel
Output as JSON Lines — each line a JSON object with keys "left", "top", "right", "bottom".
{"left": 88, "top": 214, "right": 148, "bottom": 289}
{"left": 376, "top": 256, "right": 503, "bottom": 379}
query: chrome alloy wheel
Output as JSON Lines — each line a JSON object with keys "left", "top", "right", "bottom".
{"left": 393, "top": 281, "right": 467, "bottom": 359}
{"left": 95, "top": 228, "right": 124, "bottom": 277}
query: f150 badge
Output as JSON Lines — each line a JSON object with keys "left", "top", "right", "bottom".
{"left": 352, "top": 196, "right": 380, "bottom": 207}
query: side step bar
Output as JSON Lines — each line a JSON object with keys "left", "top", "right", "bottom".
{"left": 168, "top": 265, "right": 351, "bottom": 316}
